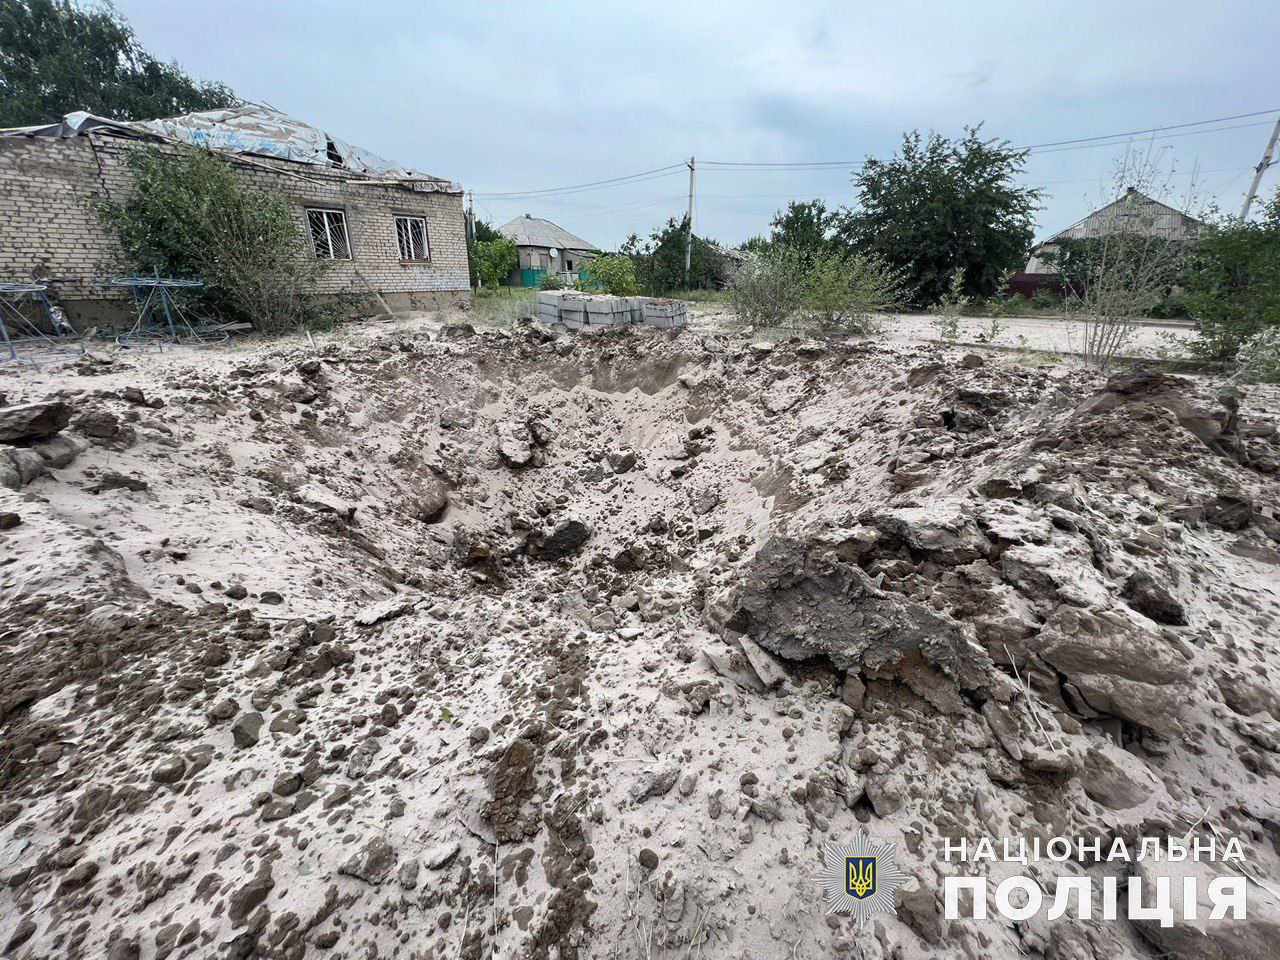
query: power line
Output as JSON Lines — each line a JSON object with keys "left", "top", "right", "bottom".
{"left": 1027, "top": 120, "right": 1273, "bottom": 155}
{"left": 703, "top": 109, "right": 1280, "bottom": 167}
{"left": 1022, "top": 108, "right": 1280, "bottom": 150}
{"left": 474, "top": 162, "right": 685, "bottom": 199}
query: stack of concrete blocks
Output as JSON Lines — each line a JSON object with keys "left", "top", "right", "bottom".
{"left": 641, "top": 298, "right": 687, "bottom": 329}
{"left": 534, "top": 291, "right": 687, "bottom": 330}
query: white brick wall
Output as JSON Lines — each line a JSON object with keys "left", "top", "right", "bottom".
{"left": 0, "top": 134, "right": 470, "bottom": 321}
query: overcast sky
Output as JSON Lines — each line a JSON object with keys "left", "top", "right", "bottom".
{"left": 116, "top": 0, "right": 1280, "bottom": 249}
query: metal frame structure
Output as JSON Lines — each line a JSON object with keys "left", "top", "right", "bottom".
{"left": 0, "top": 281, "right": 85, "bottom": 367}
{"left": 102, "top": 275, "right": 227, "bottom": 350}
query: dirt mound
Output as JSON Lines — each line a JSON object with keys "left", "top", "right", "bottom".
{"left": 1, "top": 320, "right": 1279, "bottom": 959}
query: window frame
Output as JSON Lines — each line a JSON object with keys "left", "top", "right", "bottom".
{"left": 394, "top": 215, "right": 430, "bottom": 263}
{"left": 306, "top": 207, "right": 352, "bottom": 261}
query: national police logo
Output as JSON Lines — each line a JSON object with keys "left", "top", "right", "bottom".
{"left": 813, "top": 831, "right": 907, "bottom": 927}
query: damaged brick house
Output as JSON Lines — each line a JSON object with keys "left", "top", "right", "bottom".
{"left": 0, "top": 105, "right": 470, "bottom": 326}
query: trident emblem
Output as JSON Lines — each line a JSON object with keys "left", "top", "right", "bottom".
{"left": 846, "top": 856, "right": 877, "bottom": 900}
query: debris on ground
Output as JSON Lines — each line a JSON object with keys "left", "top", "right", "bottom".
{"left": 1, "top": 316, "right": 1278, "bottom": 959}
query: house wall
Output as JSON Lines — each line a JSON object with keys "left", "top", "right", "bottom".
{"left": 510, "top": 245, "right": 595, "bottom": 286}
{"left": 0, "top": 134, "right": 470, "bottom": 327}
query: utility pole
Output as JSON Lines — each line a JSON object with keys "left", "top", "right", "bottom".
{"left": 466, "top": 191, "right": 477, "bottom": 289}
{"left": 1240, "top": 112, "right": 1280, "bottom": 220}
{"left": 684, "top": 156, "right": 696, "bottom": 285}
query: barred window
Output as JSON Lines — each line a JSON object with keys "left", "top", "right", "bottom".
{"left": 307, "top": 208, "right": 351, "bottom": 260}
{"left": 395, "top": 216, "right": 429, "bottom": 261}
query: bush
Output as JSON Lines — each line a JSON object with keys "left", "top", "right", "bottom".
{"left": 726, "top": 246, "right": 805, "bottom": 328}
{"left": 1183, "top": 193, "right": 1280, "bottom": 360}
{"left": 621, "top": 216, "right": 723, "bottom": 293}
{"left": 1234, "top": 327, "right": 1280, "bottom": 383}
{"left": 797, "top": 250, "right": 902, "bottom": 335}
{"left": 931, "top": 269, "right": 968, "bottom": 341}
{"left": 103, "top": 147, "right": 334, "bottom": 333}
{"left": 1030, "top": 287, "right": 1060, "bottom": 310}
{"left": 727, "top": 246, "right": 901, "bottom": 335}
{"left": 474, "top": 237, "right": 517, "bottom": 289}
{"left": 536, "top": 272, "right": 568, "bottom": 290}
{"left": 579, "top": 254, "right": 638, "bottom": 296}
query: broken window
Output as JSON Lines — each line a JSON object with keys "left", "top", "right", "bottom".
{"left": 395, "top": 216, "right": 429, "bottom": 261}
{"left": 307, "top": 208, "right": 351, "bottom": 260}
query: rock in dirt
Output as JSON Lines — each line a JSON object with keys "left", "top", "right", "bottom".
{"left": 296, "top": 482, "right": 355, "bottom": 520}
{"left": 737, "top": 634, "right": 787, "bottom": 689}
{"left": 1079, "top": 747, "right": 1157, "bottom": 810}
{"left": 528, "top": 519, "right": 591, "bottom": 561}
{"left": 1037, "top": 606, "right": 1194, "bottom": 730}
{"left": 630, "top": 764, "right": 680, "bottom": 803}
{"left": 1122, "top": 571, "right": 1188, "bottom": 626}
{"left": 1207, "top": 492, "right": 1254, "bottom": 531}
{"left": 227, "top": 863, "right": 274, "bottom": 926}
{"left": 90, "top": 471, "right": 149, "bottom": 494}
{"left": 340, "top": 836, "right": 397, "bottom": 885}
{"left": 231, "top": 712, "right": 264, "bottom": 748}
{"left": 355, "top": 594, "right": 415, "bottom": 626}
{"left": 732, "top": 536, "right": 991, "bottom": 689}
{"left": 0, "top": 400, "right": 71, "bottom": 443}
{"left": 497, "top": 422, "right": 536, "bottom": 467}
{"left": 413, "top": 476, "right": 450, "bottom": 523}
{"left": 0, "top": 511, "right": 20, "bottom": 530}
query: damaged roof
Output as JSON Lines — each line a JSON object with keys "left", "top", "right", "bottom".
{"left": 0, "top": 104, "right": 462, "bottom": 193}
{"left": 498, "top": 214, "right": 597, "bottom": 251}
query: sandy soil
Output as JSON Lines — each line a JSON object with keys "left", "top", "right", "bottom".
{"left": 2, "top": 315, "right": 1279, "bottom": 960}
{"left": 687, "top": 304, "right": 1195, "bottom": 360}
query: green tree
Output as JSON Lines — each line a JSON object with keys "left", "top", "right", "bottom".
{"left": 103, "top": 147, "right": 330, "bottom": 333}
{"left": 767, "top": 199, "right": 841, "bottom": 261}
{"left": 1183, "top": 193, "right": 1280, "bottom": 360}
{"left": 466, "top": 217, "right": 503, "bottom": 286}
{"left": 839, "top": 127, "right": 1040, "bottom": 306}
{"left": 621, "top": 216, "right": 721, "bottom": 293}
{"left": 473, "top": 237, "right": 517, "bottom": 288}
{"left": 579, "top": 253, "right": 638, "bottom": 296}
{"left": 0, "top": 0, "right": 237, "bottom": 127}
{"left": 472, "top": 218, "right": 501, "bottom": 243}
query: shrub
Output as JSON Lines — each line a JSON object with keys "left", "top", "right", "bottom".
{"left": 1183, "top": 193, "right": 1280, "bottom": 360}
{"left": 726, "top": 246, "right": 805, "bottom": 328}
{"left": 620, "top": 216, "right": 723, "bottom": 293}
{"left": 1234, "top": 327, "right": 1280, "bottom": 383}
{"left": 579, "top": 254, "right": 638, "bottom": 296}
{"left": 474, "top": 237, "right": 517, "bottom": 289}
{"left": 1030, "top": 287, "right": 1060, "bottom": 310}
{"left": 727, "top": 246, "right": 901, "bottom": 335}
{"left": 797, "top": 250, "right": 902, "bottom": 335}
{"left": 536, "top": 272, "right": 568, "bottom": 290}
{"left": 103, "top": 146, "right": 334, "bottom": 333}
{"left": 931, "top": 269, "right": 968, "bottom": 341}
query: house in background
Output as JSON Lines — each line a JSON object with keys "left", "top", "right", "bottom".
{"left": 497, "top": 214, "right": 598, "bottom": 286}
{"left": 1008, "top": 187, "right": 1205, "bottom": 299}
{"left": 0, "top": 105, "right": 470, "bottom": 326}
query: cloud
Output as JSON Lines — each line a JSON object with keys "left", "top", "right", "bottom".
{"left": 117, "top": 0, "right": 1279, "bottom": 247}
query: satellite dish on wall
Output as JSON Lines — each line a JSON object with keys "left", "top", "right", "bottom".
{"left": 549, "top": 248, "right": 560, "bottom": 259}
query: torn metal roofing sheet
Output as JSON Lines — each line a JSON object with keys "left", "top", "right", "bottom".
{"left": 498, "top": 214, "right": 597, "bottom": 251}
{"left": 0, "top": 105, "right": 463, "bottom": 193}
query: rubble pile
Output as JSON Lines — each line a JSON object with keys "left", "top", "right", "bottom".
{"left": 1, "top": 318, "right": 1279, "bottom": 960}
